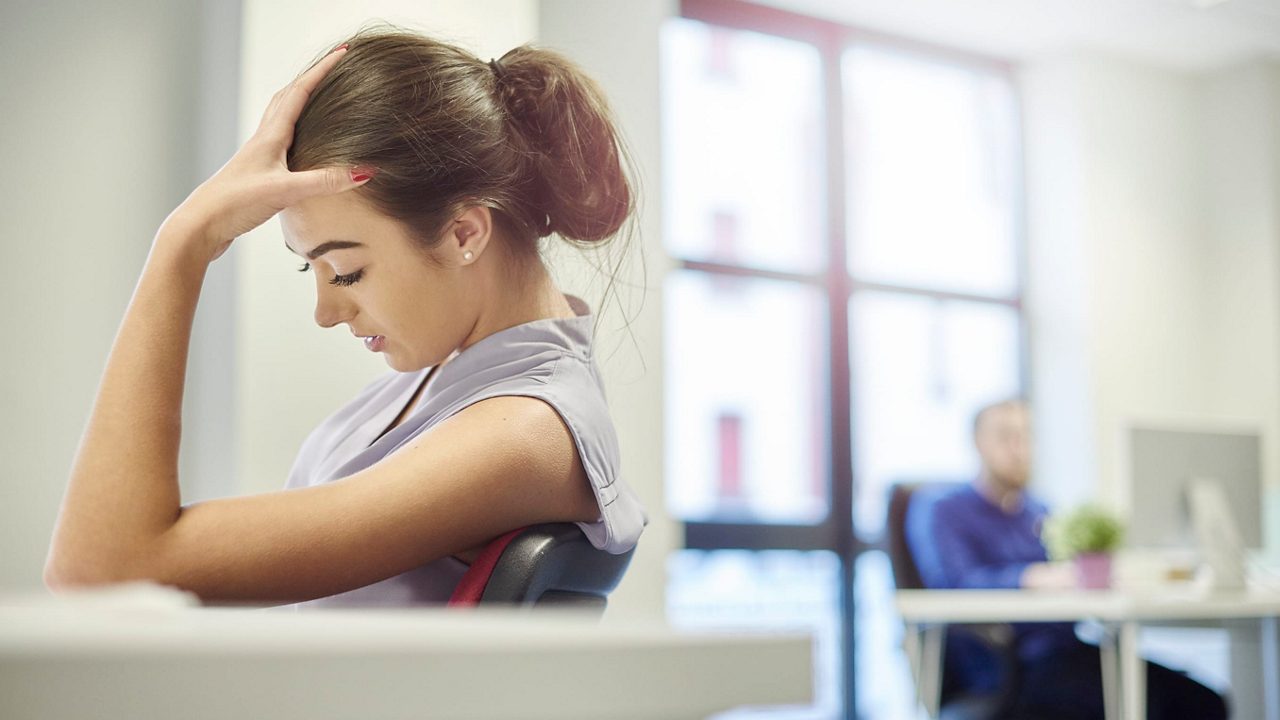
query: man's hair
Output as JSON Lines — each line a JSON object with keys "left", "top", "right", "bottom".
{"left": 971, "top": 397, "right": 1028, "bottom": 438}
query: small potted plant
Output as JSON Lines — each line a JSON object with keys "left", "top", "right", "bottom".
{"left": 1042, "top": 504, "right": 1126, "bottom": 589}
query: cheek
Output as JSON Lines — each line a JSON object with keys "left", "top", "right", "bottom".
{"left": 380, "top": 285, "right": 439, "bottom": 342}
{"left": 366, "top": 274, "right": 416, "bottom": 319}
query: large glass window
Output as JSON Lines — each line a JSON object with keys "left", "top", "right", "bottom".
{"left": 662, "top": 3, "right": 1025, "bottom": 718}
{"left": 661, "top": 19, "right": 827, "bottom": 274}
{"left": 843, "top": 46, "right": 1020, "bottom": 297}
{"left": 851, "top": 293, "right": 1022, "bottom": 536}
{"left": 665, "top": 271, "right": 830, "bottom": 525}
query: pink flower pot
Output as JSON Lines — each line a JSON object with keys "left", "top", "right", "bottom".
{"left": 1075, "top": 552, "right": 1113, "bottom": 589}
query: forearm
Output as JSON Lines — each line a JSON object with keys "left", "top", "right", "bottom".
{"left": 46, "top": 224, "right": 212, "bottom": 585}
{"left": 952, "top": 561, "right": 1032, "bottom": 590}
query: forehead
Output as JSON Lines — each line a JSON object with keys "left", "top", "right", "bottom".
{"left": 980, "top": 403, "right": 1029, "bottom": 431}
{"left": 992, "top": 404, "right": 1030, "bottom": 427}
{"left": 279, "top": 191, "right": 403, "bottom": 255}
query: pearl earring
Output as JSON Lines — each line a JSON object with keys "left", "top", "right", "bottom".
{"left": 463, "top": 250, "right": 475, "bottom": 262}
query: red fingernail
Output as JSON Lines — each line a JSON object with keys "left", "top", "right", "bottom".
{"left": 350, "top": 166, "right": 376, "bottom": 183}
{"left": 334, "top": 43, "right": 349, "bottom": 52}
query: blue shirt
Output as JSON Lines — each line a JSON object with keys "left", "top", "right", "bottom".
{"left": 905, "top": 483, "right": 1077, "bottom": 691}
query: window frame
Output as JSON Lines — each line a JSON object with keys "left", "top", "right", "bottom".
{"left": 669, "top": 0, "right": 1031, "bottom": 717}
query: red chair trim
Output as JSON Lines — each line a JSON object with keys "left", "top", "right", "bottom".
{"left": 447, "top": 526, "right": 530, "bottom": 606}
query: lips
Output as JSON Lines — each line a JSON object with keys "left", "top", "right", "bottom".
{"left": 353, "top": 331, "right": 385, "bottom": 352}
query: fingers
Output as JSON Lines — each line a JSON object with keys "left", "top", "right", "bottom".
{"left": 258, "top": 84, "right": 287, "bottom": 130}
{"left": 257, "top": 44, "right": 349, "bottom": 141}
{"left": 275, "top": 45, "right": 349, "bottom": 123}
{"left": 280, "top": 165, "right": 374, "bottom": 206}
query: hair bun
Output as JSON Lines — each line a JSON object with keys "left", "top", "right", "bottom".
{"left": 490, "top": 45, "right": 634, "bottom": 244}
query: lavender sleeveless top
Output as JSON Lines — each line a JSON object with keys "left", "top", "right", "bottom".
{"left": 276, "top": 293, "right": 648, "bottom": 608}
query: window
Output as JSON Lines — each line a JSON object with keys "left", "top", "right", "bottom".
{"left": 662, "top": 2, "right": 1026, "bottom": 718}
{"left": 664, "top": 271, "right": 829, "bottom": 525}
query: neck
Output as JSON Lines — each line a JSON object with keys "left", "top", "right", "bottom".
{"left": 975, "top": 470, "right": 1024, "bottom": 514}
{"left": 457, "top": 251, "right": 574, "bottom": 354}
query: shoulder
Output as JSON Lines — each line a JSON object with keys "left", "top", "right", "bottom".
{"left": 434, "top": 393, "right": 571, "bottom": 463}
{"left": 428, "top": 394, "right": 600, "bottom": 523}
{"left": 457, "top": 352, "right": 616, "bottom": 447}
{"left": 925, "top": 484, "right": 974, "bottom": 514}
{"left": 447, "top": 393, "right": 573, "bottom": 449}
{"left": 910, "top": 484, "right": 978, "bottom": 534}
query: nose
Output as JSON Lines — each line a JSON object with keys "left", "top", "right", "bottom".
{"left": 313, "top": 283, "right": 353, "bottom": 329}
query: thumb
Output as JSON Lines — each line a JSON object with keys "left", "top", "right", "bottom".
{"left": 287, "top": 165, "right": 376, "bottom": 202}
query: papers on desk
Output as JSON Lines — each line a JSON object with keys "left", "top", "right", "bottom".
{"left": 1113, "top": 548, "right": 1280, "bottom": 596}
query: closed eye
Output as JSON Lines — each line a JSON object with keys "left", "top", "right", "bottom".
{"left": 297, "top": 262, "right": 363, "bottom": 287}
{"left": 329, "top": 269, "right": 364, "bottom": 287}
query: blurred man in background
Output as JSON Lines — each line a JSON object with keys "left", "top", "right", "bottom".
{"left": 905, "top": 399, "right": 1226, "bottom": 720}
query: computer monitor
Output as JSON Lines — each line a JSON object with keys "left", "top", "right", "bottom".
{"left": 1126, "top": 425, "right": 1263, "bottom": 551}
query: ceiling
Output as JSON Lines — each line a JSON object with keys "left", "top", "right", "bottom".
{"left": 756, "top": 0, "right": 1280, "bottom": 71}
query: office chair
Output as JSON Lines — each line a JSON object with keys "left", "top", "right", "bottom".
{"left": 887, "top": 482, "right": 1021, "bottom": 720}
{"left": 447, "top": 522, "right": 635, "bottom": 617}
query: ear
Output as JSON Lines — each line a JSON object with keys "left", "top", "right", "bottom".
{"left": 445, "top": 205, "right": 493, "bottom": 266}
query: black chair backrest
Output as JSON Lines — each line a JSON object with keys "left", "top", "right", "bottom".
{"left": 887, "top": 481, "right": 1023, "bottom": 717}
{"left": 886, "top": 481, "right": 967, "bottom": 590}
{"left": 887, "top": 483, "right": 927, "bottom": 590}
{"left": 480, "top": 523, "right": 636, "bottom": 613}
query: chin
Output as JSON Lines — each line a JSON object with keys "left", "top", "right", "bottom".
{"left": 383, "top": 353, "right": 407, "bottom": 372}
{"left": 384, "top": 353, "right": 427, "bottom": 374}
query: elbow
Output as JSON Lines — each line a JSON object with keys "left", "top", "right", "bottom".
{"left": 43, "top": 557, "right": 86, "bottom": 593}
{"left": 43, "top": 557, "right": 103, "bottom": 593}
{"left": 41, "top": 559, "right": 63, "bottom": 592}
{"left": 44, "top": 516, "right": 185, "bottom": 593}
{"left": 43, "top": 543, "right": 73, "bottom": 591}
{"left": 44, "top": 539, "right": 196, "bottom": 601}
{"left": 42, "top": 565, "right": 95, "bottom": 594}
{"left": 42, "top": 546, "right": 131, "bottom": 592}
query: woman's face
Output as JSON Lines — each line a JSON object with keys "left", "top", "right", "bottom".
{"left": 279, "top": 191, "right": 478, "bottom": 372}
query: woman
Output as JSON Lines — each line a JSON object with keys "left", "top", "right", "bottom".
{"left": 44, "top": 25, "right": 649, "bottom": 607}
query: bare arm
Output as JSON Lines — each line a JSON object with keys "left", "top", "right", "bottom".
{"left": 45, "top": 43, "right": 360, "bottom": 587}
{"left": 43, "top": 219, "right": 601, "bottom": 600}
{"left": 44, "top": 227, "right": 211, "bottom": 586}
{"left": 44, "top": 41, "right": 603, "bottom": 602}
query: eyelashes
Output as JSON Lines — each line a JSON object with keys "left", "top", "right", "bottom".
{"left": 296, "top": 262, "right": 364, "bottom": 287}
{"left": 330, "top": 269, "right": 364, "bottom": 286}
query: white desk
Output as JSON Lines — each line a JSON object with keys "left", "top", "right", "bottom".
{"left": 895, "top": 589, "right": 1280, "bottom": 720}
{"left": 0, "top": 601, "right": 813, "bottom": 719}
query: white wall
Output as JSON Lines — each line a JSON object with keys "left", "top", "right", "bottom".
{"left": 184, "top": 0, "right": 243, "bottom": 507}
{"left": 1022, "top": 52, "right": 1280, "bottom": 548}
{"left": 538, "top": 0, "right": 679, "bottom": 623}
{"left": 1200, "top": 59, "right": 1280, "bottom": 551}
{"left": 0, "top": 0, "right": 237, "bottom": 591}
{"left": 1020, "top": 53, "right": 1100, "bottom": 512}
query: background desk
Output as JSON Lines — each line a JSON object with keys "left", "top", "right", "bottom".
{"left": 895, "top": 589, "right": 1280, "bottom": 720}
{"left": 0, "top": 604, "right": 813, "bottom": 720}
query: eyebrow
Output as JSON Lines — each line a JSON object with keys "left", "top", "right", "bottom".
{"left": 285, "top": 239, "right": 366, "bottom": 260}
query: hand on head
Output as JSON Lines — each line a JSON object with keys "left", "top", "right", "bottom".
{"left": 159, "top": 42, "right": 374, "bottom": 263}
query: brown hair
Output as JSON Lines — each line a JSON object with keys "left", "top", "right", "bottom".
{"left": 287, "top": 23, "right": 641, "bottom": 341}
